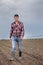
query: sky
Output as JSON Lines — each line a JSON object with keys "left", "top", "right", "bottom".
{"left": 0, "top": 0, "right": 43, "bottom": 39}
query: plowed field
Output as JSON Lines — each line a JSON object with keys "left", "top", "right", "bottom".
{"left": 0, "top": 39, "right": 43, "bottom": 65}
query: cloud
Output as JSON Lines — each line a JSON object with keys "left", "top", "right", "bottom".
{"left": 0, "top": 0, "right": 43, "bottom": 39}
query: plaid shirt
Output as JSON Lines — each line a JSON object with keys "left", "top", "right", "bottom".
{"left": 10, "top": 21, "right": 24, "bottom": 38}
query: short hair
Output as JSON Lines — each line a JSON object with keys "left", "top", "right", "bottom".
{"left": 14, "top": 14, "right": 19, "bottom": 17}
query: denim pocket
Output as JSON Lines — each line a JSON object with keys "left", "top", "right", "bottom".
{"left": 12, "top": 36, "right": 16, "bottom": 41}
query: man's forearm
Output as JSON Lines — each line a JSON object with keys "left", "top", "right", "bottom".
{"left": 10, "top": 32, "right": 12, "bottom": 38}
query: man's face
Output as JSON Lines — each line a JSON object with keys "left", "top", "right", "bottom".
{"left": 14, "top": 16, "right": 19, "bottom": 21}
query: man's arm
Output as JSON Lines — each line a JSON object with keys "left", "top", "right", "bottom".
{"left": 10, "top": 23, "right": 13, "bottom": 38}
{"left": 21, "top": 23, "right": 24, "bottom": 39}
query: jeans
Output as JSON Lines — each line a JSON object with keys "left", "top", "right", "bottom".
{"left": 11, "top": 36, "right": 22, "bottom": 57}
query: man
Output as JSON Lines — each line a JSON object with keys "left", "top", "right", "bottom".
{"left": 10, "top": 14, "right": 24, "bottom": 61}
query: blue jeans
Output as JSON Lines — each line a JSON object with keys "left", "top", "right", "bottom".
{"left": 11, "top": 36, "right": 22, "bottom": 57}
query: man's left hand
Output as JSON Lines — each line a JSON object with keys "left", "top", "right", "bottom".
{"left": 20, "top": 36, "right": 24, "bottom": 40}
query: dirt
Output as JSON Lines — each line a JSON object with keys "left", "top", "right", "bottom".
{"left": 0, "top": 39, "right": 43, "bottom": 65}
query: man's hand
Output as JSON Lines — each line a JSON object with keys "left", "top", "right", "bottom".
{"left": 20, "top": 36, "right": 24, "bottom": 40}
{"left": 10, "top": 38, "right": 12, "bottom": 43}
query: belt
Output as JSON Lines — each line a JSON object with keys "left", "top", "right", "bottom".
{"left": 16, "top": 35, "right": 20, "bottom": 37}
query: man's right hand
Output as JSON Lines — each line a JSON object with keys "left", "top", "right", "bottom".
{"left": 10, "top": 38, "right": 12, "bottom": 43}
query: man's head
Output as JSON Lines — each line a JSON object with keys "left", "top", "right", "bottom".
{"left": 14, "top": 14, "right": 19, "bottom": 21}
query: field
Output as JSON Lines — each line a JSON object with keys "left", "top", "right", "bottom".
{"left": 0, "top": 39, "right": 43, "bottom": 65}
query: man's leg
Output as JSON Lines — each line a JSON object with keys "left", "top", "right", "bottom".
{"left": 18, "top": 37, "right": 22, "bottom": 58}
{"left": 10, "top": 37, "right": 16, "bottom": 60}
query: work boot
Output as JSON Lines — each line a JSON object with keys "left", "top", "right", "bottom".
{"left": 19, "top": 51, "right": 22, "bottom": 59}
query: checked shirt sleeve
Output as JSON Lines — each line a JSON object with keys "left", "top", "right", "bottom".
{"left": 21, "top": 23, "right": 24, "bottom": 37}
{"left": 10, "top": 23, "right": 13, "bottom": 38}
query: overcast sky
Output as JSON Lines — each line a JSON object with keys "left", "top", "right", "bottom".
{"left": 0, "top": 0, "right": 43, "bottom": 39}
